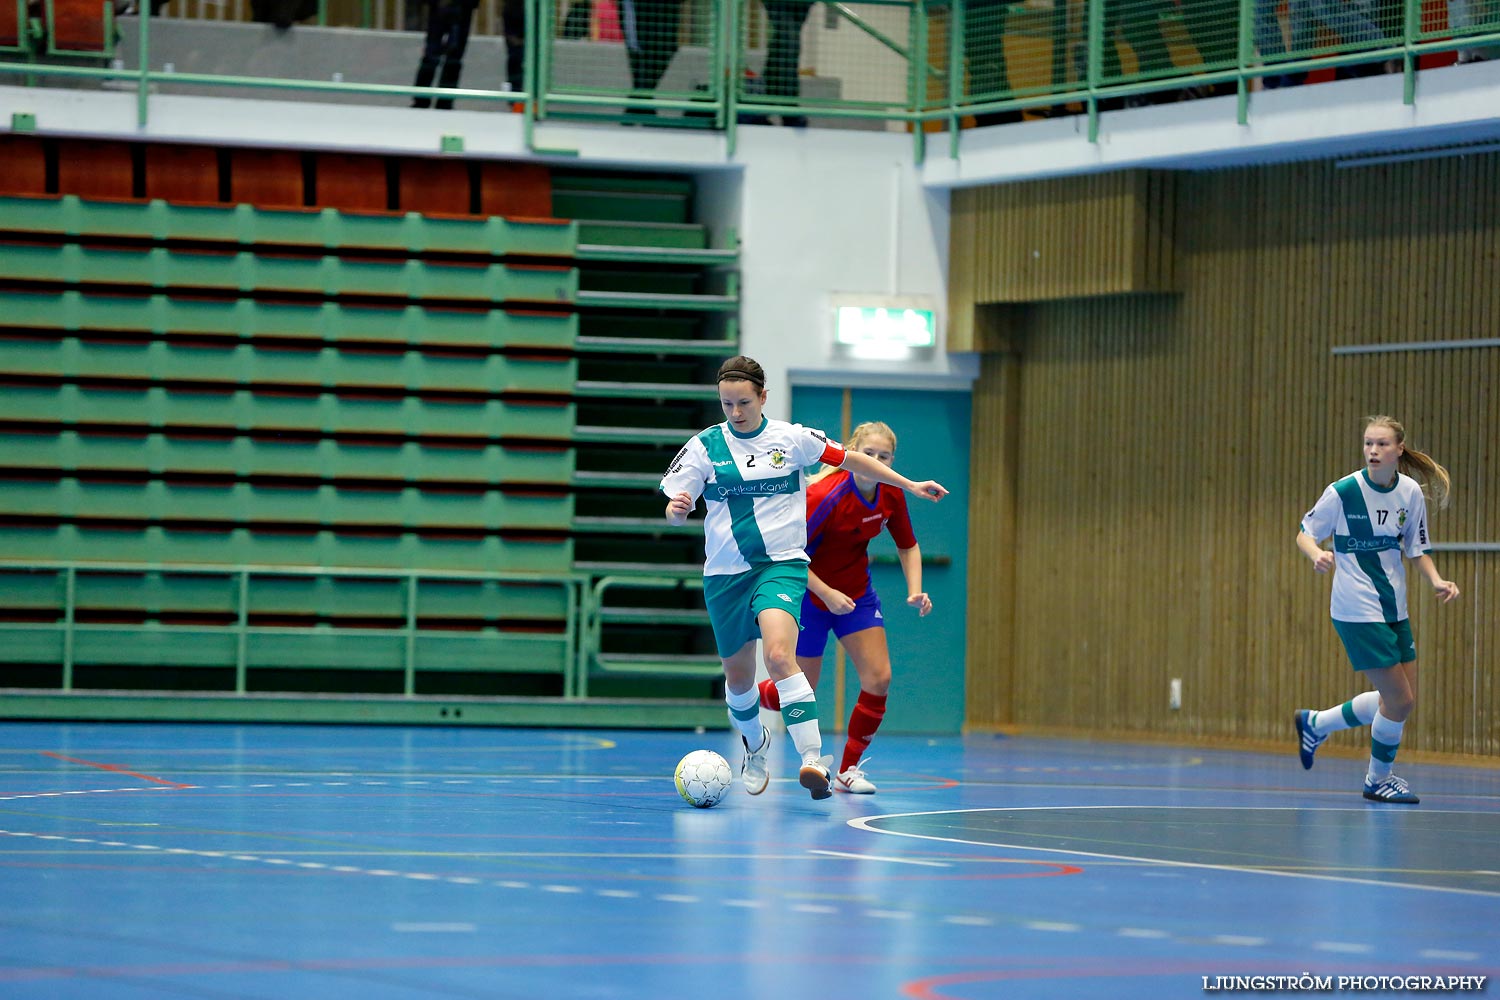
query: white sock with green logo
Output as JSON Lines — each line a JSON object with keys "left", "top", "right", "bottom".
{"left": 725, "top": 685, "right": 764, "bottom": 749}
{"left": 775, "top": 673, "right": 822, "bottom": 764}
{"left": 1368, "top": 711, "right": 1404, "bottom": 781}
{"left": 1310, "top": 691, "right": 1379, "bottom": 736}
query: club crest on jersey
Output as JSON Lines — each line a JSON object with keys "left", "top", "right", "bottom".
{"left": 1397, "top": 508, "right": 1407, "bottom": 527}
{"left": 768, "top": 448, "right": 787, "bottom": 469}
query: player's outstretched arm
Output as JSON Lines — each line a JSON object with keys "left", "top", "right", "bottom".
{"left": 839, "top": 450, "right": 947, "bottom": 502}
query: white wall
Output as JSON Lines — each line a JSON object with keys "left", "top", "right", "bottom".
{"left": 718, "top": 127, "right": 970, "bottom": 419}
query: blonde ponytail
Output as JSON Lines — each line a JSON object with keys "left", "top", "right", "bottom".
{"left": 1365, "top": 415, "right": 1452, "bottom": 509}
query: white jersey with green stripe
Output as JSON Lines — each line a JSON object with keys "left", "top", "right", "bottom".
{"left": 661, "top": 418, "right": 842, "bottom": 577}
{"left": 1301, "top": 470, "right": 1432, "bottom": 623}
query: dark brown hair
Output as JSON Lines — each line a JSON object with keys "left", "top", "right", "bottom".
{"left": 716, "top": 356, "right": 765, "bottom": 389}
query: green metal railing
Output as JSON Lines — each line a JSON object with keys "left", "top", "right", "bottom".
{"left": 578, "top": 573, "right": 718, "bottom": 697}
{"left": 0, "top": 559, "right": 590, "bottom": 697}
{"left": 0, "top": 559, "right": 737, "bottom": 703}
{"left": 2, "top": 0, "right": 1498, "bottom": 168}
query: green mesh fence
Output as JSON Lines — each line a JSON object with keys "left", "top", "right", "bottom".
{"left": 939, "top": 0, "right": 1076, "bottom": 117}
{"left": 541, "top": 0, "right": 723, "bottom": 120}
{"left": 737, "top": 0, "right": 921, "bottom": 121}
{"left": 5, "top": 0, "right": 1500, "bottom": 137}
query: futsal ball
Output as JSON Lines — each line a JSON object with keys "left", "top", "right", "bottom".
{"left": 674, "top": 749, "right": 732, "bottom": 808}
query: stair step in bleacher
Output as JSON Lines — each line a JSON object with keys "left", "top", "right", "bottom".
{"left": 576, "top": 245, "right": 737, "bottom": 266}
{"left": 575, "top": 290, "right": 736, "bottom": 311}
{"left": 572, "top": 561, "right": 701, "bottom": 574}
{"left": 552, "top": 193, "right": 691, "bottom": 226}
{"left": 0, "top": 290, "right": 579, "bottom": 351}
{"left": 0, "top": 528, "right": 573, "bottom": 573}
{"left": 0, "top": 195, "right": 577, "bottom": 258}
{"left": 1, "top": 384, "right": 576, "bottom": 440}
{"left": 0, "top": 479, "right": 575, "bottom": 530}
{"left": 588, "top": 653, "right": 722, "bottom": 676}
{"left": 574, "top": 336, "right": 737, "bottom": 355}
{"left": 0, "top": 244, "right": 578, "bottom": 305}
{"left": 573, "top": 380, "right": 715, "bottom": 400}
{"left": 572, "top": 425, "right": 690, "bottom": 444}
{"left": 571, "top": 516, "right": 700, "bottom": 534}
{"left": 571, "top": 471, "right": 662, "bottom": 488}
{"left": 595, "top": 608, "right": 710, "bottom": 624}
{"left": 0, "top": 337, "right": 579, "bottom": 396}
{"left": 3, "top": 431, "right": 575, "bottom": 483}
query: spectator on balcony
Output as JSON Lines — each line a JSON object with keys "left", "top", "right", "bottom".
{"left": 761, "top": 0, "right": 812, "bottom": 126}
{"left": 412, "top": 0, "right": 479, "bottom": 109}
{"left": 1449, "top": 0, "right": 1499, "bottom": 62}
{"left": 503, "top": 0, "right": 526, "bottom": 95}
{"left": 620, "top": 0, "right": 686, "bottom": 115}
{"left": 411, "top": 0, "right": 523, "bottom": 109}
{"left": 251, "top": 0, "right": 314, "bottom": 29}
{"left": 1098, "top": 0, "right": 1178, "bottom": 107}
{"left": 1250, "top": 0, "right": 1307, "bottom": 88}
{"left": 1177, "top": 0, "right": 1241, "bottom": 95}
{"left": 962, "top": 0, "right": 1024, "bottom": 125}
{"left": 1290, "top": 0, "right": 1387, "bottom": 74}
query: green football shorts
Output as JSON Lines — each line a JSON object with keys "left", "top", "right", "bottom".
{"left": 701, "top": 560, "right": 808, "bottom": 658}
{"left": 1332, "top": 618, "right": 1416, "bottom": 672}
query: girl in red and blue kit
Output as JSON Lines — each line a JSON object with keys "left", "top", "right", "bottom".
{"left": 758, "top": 421, "right": 932, "bottom": 794}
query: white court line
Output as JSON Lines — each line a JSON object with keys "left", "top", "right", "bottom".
{"left": 1211, "top": 935, "right": 1266, "bottom": 947}
{"left": 847, "top": 805, "right": 1500, "bottom": 898}
{"left": 808, "top": 849, "right": 950, "bottom": 868}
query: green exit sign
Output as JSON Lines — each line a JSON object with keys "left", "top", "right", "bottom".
{"left": 834, "top": 305, "right": 936, "bottom": 357}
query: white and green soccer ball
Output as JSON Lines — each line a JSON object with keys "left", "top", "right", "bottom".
{"left": 674, "top": 749, "right": 732, "bottom": 808}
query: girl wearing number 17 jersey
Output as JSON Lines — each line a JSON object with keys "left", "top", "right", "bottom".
{"left": 1293, "top": 415, "right": 1460, "bottom": 805}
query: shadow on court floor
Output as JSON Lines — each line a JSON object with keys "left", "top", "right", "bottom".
{"left": 0, "top": 721, "right": 1495, "bottom": 999}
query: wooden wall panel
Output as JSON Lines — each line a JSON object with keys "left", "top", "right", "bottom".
{"left": 0, "top": 135, "right": 47, "bottom": 196}
{"left": 480, "top": 162, "right": 553, "bottom": 220}
{"left": 57, "top": 139, "right": 134, "bottom": 200}
{"left": 965, "top": 347, "right": 1021, "bottom": 728}
{"left": 314, "top": 152, "right": 387, "bottom": 213}
{"left": 144, "top": 144, "right": 221, "bottom": 204}
{"left": 962, "top": 154, "right": 1500, "bottom": 759}
{"left": 230, "top": 149, "right": 303, "bottom": 209}
{"left": 948, "top": 170, "right": 1176, "bottom": 311}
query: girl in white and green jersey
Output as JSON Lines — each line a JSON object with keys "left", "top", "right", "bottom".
{"left": 1294, "top": 415, "right": 1461, "bottom": 804}
{"left": 662, "top": 356, "right": 947, "bottom": 800}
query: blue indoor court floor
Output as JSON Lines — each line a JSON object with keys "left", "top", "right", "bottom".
{"left": 0, "top": 721, "right": 1496, "bottom": 1000}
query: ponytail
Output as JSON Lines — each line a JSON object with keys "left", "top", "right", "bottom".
{"left": 1365, "top": 415, "right": 1452, "bottom": 509}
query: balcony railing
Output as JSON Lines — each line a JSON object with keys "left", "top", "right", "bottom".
{"left": 2, "top": 0, "right": 1497, "bottom": 159}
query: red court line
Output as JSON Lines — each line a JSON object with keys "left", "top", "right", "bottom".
{"left": 40, "top": 752, "right": 193, "bottom": 789}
